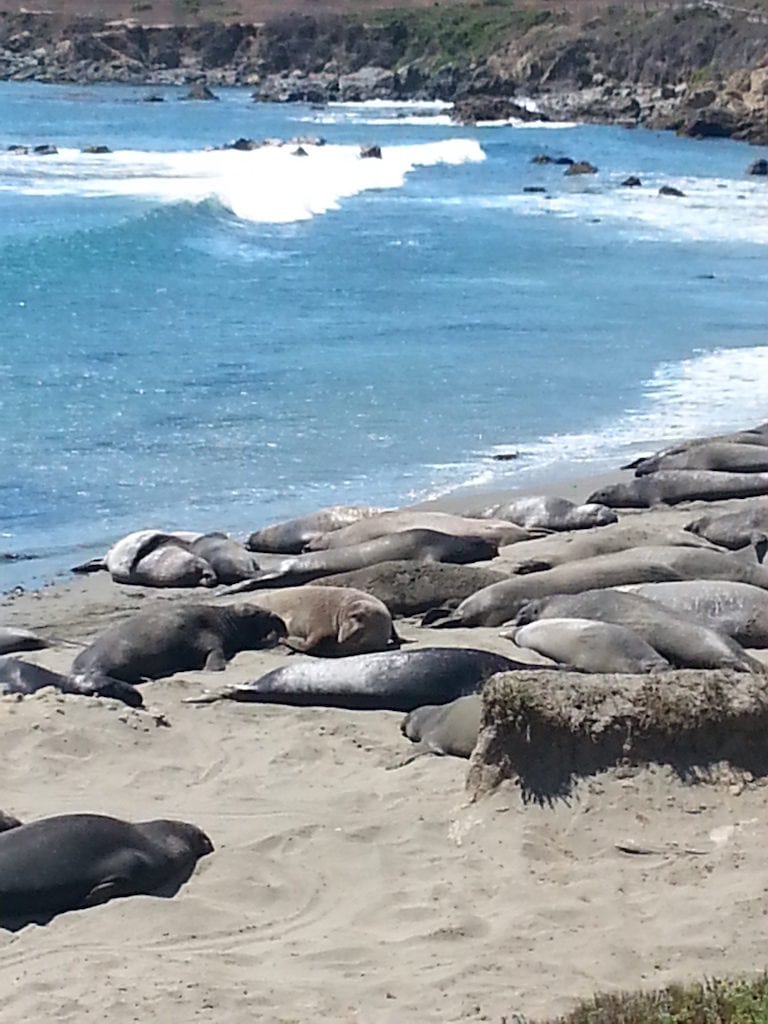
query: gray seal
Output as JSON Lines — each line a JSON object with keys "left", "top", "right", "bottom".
{"left": 587, "top": 471, "right": 768, "bottom": 508}
{"left": 0, "top": 813, "right": 213, "bottom": 926}
{"left": 247, "top": 505, "right": 385, "bottom": 554}
{"left": 685, "top": 501, "right": 768, "bottom": 554}
{"left": 426, "top": 544, "right": 768, "bottom": 628}
{"left": 186, "top": 647, "right": 527, "bottom": 712}
{"left": 223, "top": 529, "right": 498, "bottom": 592}
{"left": 617, "top": 580, "right": 768, "bottom": 648}
{"left": 512, "top": 590, "right": 761, "bottom": 672}
{"left": 494, "top": 520, "right": 719, "bottom": 575}
{"left": 464, "top": 496, "right": 617, "bottom": 531}
{"left": 0, "top": 627, "right": 49, "bottom": 656}
{"left": 392, "top": 694, "right": 483, "bottom": 767}
{"left": 631, "top": 442, "right": 768, "bottom": 477}
{"left": 505, "top": 617, "right": 669, "bottom": 673}
{"left": 303, "top": 511, "right": 534, "bottom": 551}
{"left": 72, "top": 530, "right": 209, "bottom": 584}
{"left": 241, "top": 585, "right": 398, "bottom": 656}
{"left": 0, "top": 655, "right": 143, "bottom": 707}
{"left": 71, "top": 603, "right": 286, "bottom": 684}
{"left": 315, "top": 561, "right": 508, "bottom": 616}
{"left": 623, "top": 424, "right": 768, "bottom": 470}
{"left": 190, "top": 533, "right": 261, "bottom": 584}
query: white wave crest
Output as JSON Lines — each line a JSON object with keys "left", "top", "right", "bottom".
{"left": 0, "top": 138, "right": 485, "bottom": 223}
{"left": 498, "top": 174, "right": 768, "bottom": 244}
{"left": 413, "top": 344, "right": 768, "bottom": 501}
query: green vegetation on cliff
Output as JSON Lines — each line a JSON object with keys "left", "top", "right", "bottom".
{"left": 361, "top": 3, "right": 553, "bottom": 66}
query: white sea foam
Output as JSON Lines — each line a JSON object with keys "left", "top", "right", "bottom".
{"left": 475, "top": 118, "right": 577, "bottom": 129}
{"left": 0, "top": 138, "right": 485, "bottom": 223}
{"left": 495, "top": 173, "right": 768, "bottom": 244}
{"left": 413, "top": 344, "right": 768, "bottom": 501}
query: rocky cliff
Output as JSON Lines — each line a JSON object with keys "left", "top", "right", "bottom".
{"left": 1, "top": 3, "right": 767, "bottom": 144}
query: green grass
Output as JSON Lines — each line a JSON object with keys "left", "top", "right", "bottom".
{"left": 360, "top": 4, "right": 554, "bottom": 66}
{"left": 539, "top": 976, "right": 768, "bottom": 1024}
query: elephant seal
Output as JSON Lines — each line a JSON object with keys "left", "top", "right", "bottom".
{"left": 494, "top": 520, "right": 719, "bottom": 575}
{"left": 0, "top": 656, "right": 143, "bottom": 707}
{"left": 304, "top": 511, "right": 534, "bottom": 551}
{"left": 587, "top": 471, "right": 768, "bottom": 508}
{"left": 0, "top": 813, "right": 21, "bottom": 833}
{"left": 223, "top": 530, "right": 498, "bottom": 592}
{"left": 315, "top": 561, "right": 508, "bottom": 616}
{"left": 623, "top": 424, "right": 768, "bottom": 470}
{"left": 186, "top": 647, "right": 526, "bottom": 712}
{"left": 512, "top": 590, "right": 761, "bottom": 672}
{"left": 685, "top": 501, "right": 768, "bottom": 553}
{"left": 0, "top": 627, "right": 49, "bottom": 656}
{"left": 189, "top": 533, "right": 261, "bottom": 584}
{"left": 72, "top": 530, "right": 204, "bottom": 577}
{"left": 464, "top": 496, "right": 617, "bottom": 531}
{"left": 71, "top": 603, "right": 286, "bottom": 684}
{"left": 392, "top": 694, "right": 483, "bottom": 767}
{"left": 617, "top": 580, "right": 768, "bottom": 648}
{"left": 504, "top": 618, "right": 669, "bottom": 673}
{"left": 241, "top": 586, "right": 397, "bottom": 656}
{"left": 426, "top": 544, "right": 768, "bottom": 628}
{"left": 631, "top": 442, "right": 768, "bottom": 477}
{"left": 0, "top": 813, "right": 213, "bottom": 924}
{"left": 247, "top": 506, "right": 386, "bottom": 554}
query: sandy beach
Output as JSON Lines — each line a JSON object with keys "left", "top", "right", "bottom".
{"left": 2, "top": 467, "right": 768, "bottom": 1022}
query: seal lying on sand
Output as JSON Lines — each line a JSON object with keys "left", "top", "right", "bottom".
{"left": 392, "top": 695, "right": 483, "bottom": 767}
{"left": 0, "top": 627, "right": 49, "bottom": 656}
{"left": 240, "top": 586, "right": 398, "bottom": 656}
{"left": 623, "top": 423, "right": 768, "bottom": 470}
{"left": 190, "top": 533, "right": 261, "bottom": 584}
{"left": 505, "top": 618, "right": 670, "bottom": 674}
{"left": 630, "top": 442, "right": 768, "bottom": 477}
{"left": 685, "top": 501, "right": 768, "bottom": 554}
{"left": 303, "top": 511, "right": 534, "bottom": 551}
{"left": 512, "top": 590, "right": 761, "bottom": 672}
{"left": 464, "top": 496, "right": 617, "bottom": 531}
{"left": 247, "top": 506, "right": 385, "bottom": 554}
{"left": 0, "top": 813, "right": 213, "bottom": 925}
{"left": 72, "top": 529, "right": 208, "bottom": 584}
{"left": 0, "top": 656, "right": 143, "bottom": 707}
{"left": 425, "top": 544, "right": 768, "bottom": 628}
{"left": 494, "top": 520, "right": 720, "bottom": 575}
{"left": 587, "top": 471, "right": 768, "bottom": 508}
{"left": 315, "top": 561, "right": 508, "bottom": 616}
{"left": 72, "top": 603, "right": 286, "bottom": 684}
{"left": 617, "top": 580, "right": 768, "bottom": 648}
{"left": 223, "top": 530, "right": 498, "bottom": 593}
{"left": 186, "top": 647, "right": 526, "bottom": 712}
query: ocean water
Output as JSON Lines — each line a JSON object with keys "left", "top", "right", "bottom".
{"left": 1, "top": 80, "right": 768, "bottom": 590}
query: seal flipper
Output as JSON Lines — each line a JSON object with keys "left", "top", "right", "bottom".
{"left": 204, "top": 648, "right": 227, "bottom": 671}
{"left": 81, "top": 878, "right": 131, "bottom": 908}
{"left": 386, "top": 741, "right": 446, "bottom": 770}
{"left": 0, "top": 811, "right": 22, "bottom": 832}
{"left": 71, "top": 557, "right": 106, "bottom": 575}
{"left": 420, "top": 604, "right": 459, "bottom": 627}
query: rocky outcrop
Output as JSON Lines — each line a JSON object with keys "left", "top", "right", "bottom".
{"left": 1, "top": 5, "right": 768, "bottom": 145}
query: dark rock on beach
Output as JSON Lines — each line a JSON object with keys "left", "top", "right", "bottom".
{"left": 659, "top": 185, "right": 685, "bottom": 197}
{"left": 360, "top": 144, "right": 382, "bottom": 159}
{"left": 621, "top": 176, "right": 642, "bottom": 187}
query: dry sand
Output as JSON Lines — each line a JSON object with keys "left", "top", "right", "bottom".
{"left": 2, "top": 475, "right": 768, "bottom": 1022}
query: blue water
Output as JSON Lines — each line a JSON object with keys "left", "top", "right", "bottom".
{"left": 2, "top": 80, "right": 768, "bottom": 590}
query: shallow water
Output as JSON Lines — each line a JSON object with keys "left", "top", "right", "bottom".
{"left": 1, "top": 81, "right": 767, "bottom": 589}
